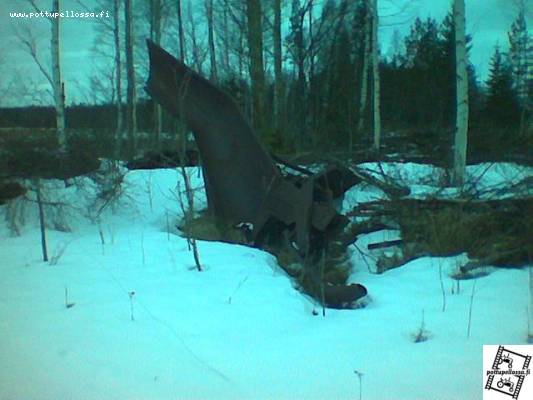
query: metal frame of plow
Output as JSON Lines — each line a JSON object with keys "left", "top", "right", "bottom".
{"left": 145, "top": 40, "right": 367, "bottom": 307}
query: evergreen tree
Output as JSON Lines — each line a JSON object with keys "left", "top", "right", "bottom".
{"left": 507, "top": 8, "right": 530, "bottom": 136}
{"left": 507, "top": 9, "right": 529, "bottom": 105}
{"left": 402, "top": 17, "right": 441, "bottom": 69}
{"left": 484, "top": 46, "right": 521, "bottom": 128}
{"left": 400, "top": 17, "right": 446, "bottom": 127}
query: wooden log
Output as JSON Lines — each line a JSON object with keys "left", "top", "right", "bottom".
{"left": 368, "top": 239, "right": 403, "bottom": 250}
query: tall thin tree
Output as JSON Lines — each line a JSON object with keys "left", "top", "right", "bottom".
{"left": 370, "top": 0, "right": 381, "bottom": 151}
{"left": 113, "top": 0, "right": 123, "bottom": 158}
{"left": 206, "top": 0, "right": 218, "bottom": 82}
{"left": 246, "top": 0, "right": 266, "bottom": 136}
{"left": 26, "top": 0, "right": 66, "bottom": 147}
{"left": 452, "top": 0, "right": 468, "bottom": 185}
{"left": 187, "top": 1, "right": 204, "bottom": 74}
{"left": 51, "top": 0, "right": 65, "bottom": 148}
{"left": 125, "top": 0, "right": 137, "bottom": 156}
{"left": 273, "top": 0, "right": 284, "bottom": 144}
{"left": 508, "top": 5, "right": 530, "bottom": 136}
{"left": 290, "top": 0, "right": 306, "bottom": 149}
{"left": 150, "top": 0, "right": 163, "bottom": 149}
{"left": 177, "top": 0, "right": 186, "bottom": 60}
{"left": 357, "top": 1, "right": 371, "bottom": 136}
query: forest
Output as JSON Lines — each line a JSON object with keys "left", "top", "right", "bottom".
{"left": 0, "top": 0, "right": 530, "bottom": 162}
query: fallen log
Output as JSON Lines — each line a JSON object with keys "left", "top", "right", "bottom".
{"left": 368, "top": 239, "right": 403, "bottom": 250}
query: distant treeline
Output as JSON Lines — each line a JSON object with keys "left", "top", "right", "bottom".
{"left": 0, "top": 101, "right": 177, "bottom": 133}
{"left": 1, "top": 8, "right": 530, "bottom": 164}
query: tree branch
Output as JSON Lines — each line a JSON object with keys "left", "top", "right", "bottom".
{"left": 13, "top": 26, "right": 54, "bottom": 87}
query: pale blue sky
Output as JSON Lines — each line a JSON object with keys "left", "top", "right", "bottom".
{"left": 0, "top": 0, "right": 528, "bottom": 106}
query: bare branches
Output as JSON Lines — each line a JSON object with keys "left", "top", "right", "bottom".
{"left": 27, "top": 0, "right": 48, "bottom": 19}
{"left": 13, "top": 25, "right": 54, "bottom": 88}
{"left": 75, "top": 0, "right": 114, "bottom": 30}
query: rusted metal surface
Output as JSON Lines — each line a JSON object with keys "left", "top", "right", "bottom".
{"left": 146, "top": 40, "right": 277, "bottom": 223}
{"left": 145, "top": 40, "right": 366, "bottom": 307}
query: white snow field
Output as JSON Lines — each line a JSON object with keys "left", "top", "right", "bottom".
{"left": 0, "top": 162, "right": 531, "bottom": 400}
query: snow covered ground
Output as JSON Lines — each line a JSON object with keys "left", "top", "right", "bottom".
{"left": 0, "top": 162, "right": 531, "bottom": 399}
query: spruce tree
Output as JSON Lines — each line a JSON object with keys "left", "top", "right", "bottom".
{"left": 508, "top": 10, "right": 529, "bottom": 105}
{"left": 507, "top": 9, "right": 530, "bottom": 135}
{"left": 484, "top": 47, "right": 520, "bottom": 128}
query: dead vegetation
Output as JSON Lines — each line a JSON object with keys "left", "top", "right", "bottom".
{"left": 348, "top": 197, "right": 532, "bottom": 272}
{"left": 176, "top": 211, "right": 248, "bottom": 245}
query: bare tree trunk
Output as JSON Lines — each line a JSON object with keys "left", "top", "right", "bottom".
{"left": 150, "top": 0, "right": 162, "bottom": 150}
{"left": 246, "top": 0, "right": 266, "bottom": 137}
{"left": 296, "top": 27, "right": 306, "bottom": 148}
{"left": 206, "top": 0, "right": 218, "bottom": 82}
{"left": 176, "top": 81, "right": 202, "bottom": 272}
{"left": 113, "top": 0, "right": 123, "bottom": 159}
{"left": 357, "top": 1, "right": 371, "bottom": 137}
{"left": 291, "top": 0, "right": 306, "bottom": 150}
{"left": 238, "top": 8, "right": 250, "bottom": 119}
{"left": 308, "top": 0, "right": 317, "bottom": 147}
{"left": 222, "top": 4, "right": 230, "bottom": 75}
{"left": 22, "top": 1, "right": 65, "bottom": 148}
{"left": 179, "top": 165, "right": 202, "bottom": 272}
{"left": 175, "top": 0, "right": 188, "bottom": 169}
{"left": 188, "top": 1, "right": 203, "bottom": 74}
{"left": 452, "top": 0, "right": 468, "bottom": 186}
{"left": 370, "top": 0, "right": 381, "bottom": 151}
{"left": 35, "top": 180, "right": 48, "bottom": 262}
{"left": 51, "top": 0, "right": 66, "bottom": 148}
{"left": 125, "top": 0, "right": 137, "bottom": 157}
{"left": 238, "top": 10, "right": 245, "bottom": 80}
{"left": 177, "top": 0, "right": 186, "bottom": 61}
{"left": 273, "top": 0, "right": 284, "bottom": 145}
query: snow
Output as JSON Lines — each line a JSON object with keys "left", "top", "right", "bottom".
{"left": 1, "top": 162, "right": 530, "bottom": 399}
{"left": 343, "top": 162, "right": 533, "bottom": 211}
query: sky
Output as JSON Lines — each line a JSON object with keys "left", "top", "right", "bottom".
{"left": 0, "top": 0, "right": 528, "bottom": 106}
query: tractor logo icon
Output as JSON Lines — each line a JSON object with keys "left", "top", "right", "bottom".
{"left": 498, "top": 353, "right": 514, "bottom": 370}
{"left": 497, "top": 377, "right": 515, "bottom": 393}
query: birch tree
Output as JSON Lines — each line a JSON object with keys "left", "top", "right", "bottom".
{"left": 246, "top": 0, "right": 266, "bottom": 136}
{"left": 150, "top": 0, "right": 162, "bottom": 149}
{"left": 113, "top": 0, "right": 123, "bottom": 157}
{"left": 187, "top": 1, "right": 206, "bottom": 74}
{"left": 217, "top": 0, "right": 248, "bottom": 80}
{"left": 357, "top": 1, "right": 371, "bottom": 135}
{"left": 219, "top": 1, "right": 231, "bottom": 75}
{"left": 452, "top": 0, "right": 468, "bottom": 186}
{"left": 22, "top": 0, "right": 66, "bottom": 147}
{"left": 50, "top": 0, "right": 65, "bottom": 148}
{"left": 206, "top": 0, "right": 218, "bottom": 82}
{"left": 176, "top": 0, "right": 186, "bottom": 60}
{"left": 273, "top": 0, "right": 284, "bottom": 143}
{"left": 124, "top": 0, "right": 137, "bottom": 156}
{"left": 370, "top": 0, "right": 381, "bottom": 151}
{"left": 289, "top": 0, "right": 306, "bottom": 148}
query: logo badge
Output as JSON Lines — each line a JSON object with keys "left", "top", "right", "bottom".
{"left": 484, "top": 345, "right": 532, "bottom": 399}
